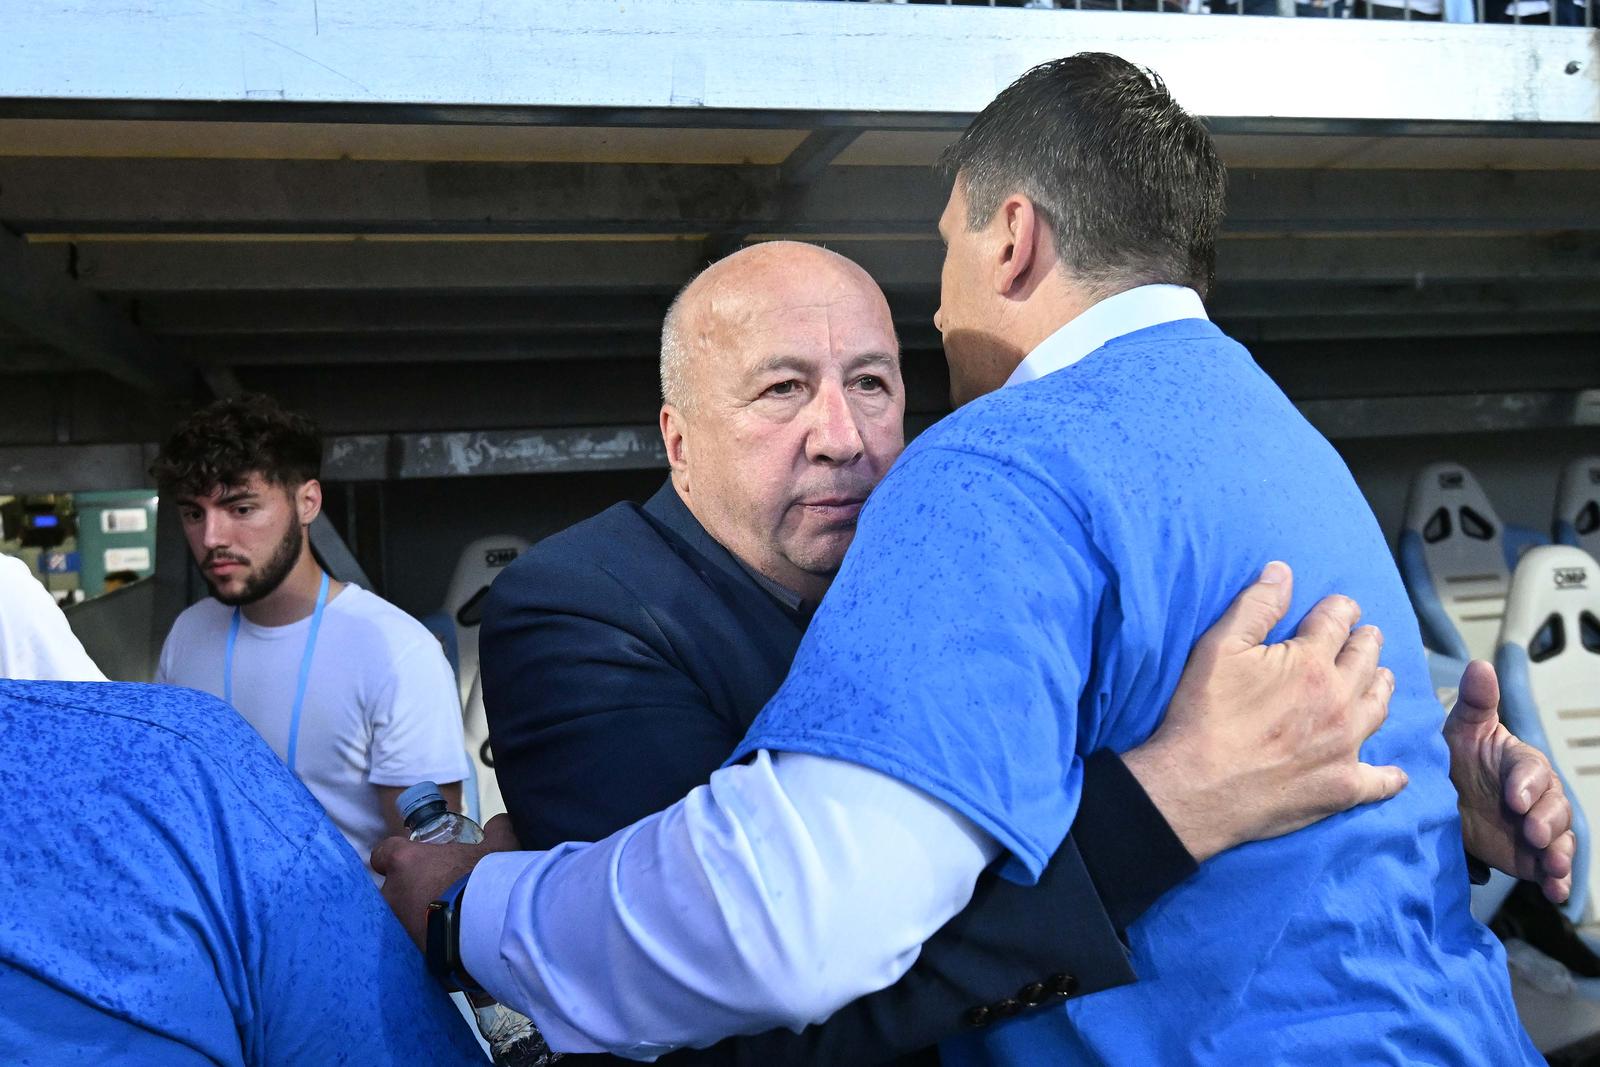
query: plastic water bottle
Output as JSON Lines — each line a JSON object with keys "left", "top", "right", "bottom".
{"left": 397, "top": 782, "right": 562, "bottom": 1067}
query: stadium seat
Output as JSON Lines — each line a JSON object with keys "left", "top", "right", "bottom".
{"left": 439, "top": 535, "right": 529, "bottom": 825}
{"left": 1496, "top": 544, "right": 1600, "bottom": 927}
{"left": 1400, "top": 462, "right": 1546, "bottom": 663}
{"left": 1556, "top": 457, "right": 1600, "bottom": 559}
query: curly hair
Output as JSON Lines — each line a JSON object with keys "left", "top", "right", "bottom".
{"left": 151, "top": 393, "right": 322, "bottom": 498}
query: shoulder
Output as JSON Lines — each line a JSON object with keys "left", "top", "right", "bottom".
{"left": 326, "top": 585, "right": 448, "bottom": 668}
{"left": 165, "top": 597, "right": 231, "bottom": 641}
{"left": 488, "top": 501, "right": 672, "bottom": 612}
{"left": 2, "top": 680, "right": 326, "bottom": 846}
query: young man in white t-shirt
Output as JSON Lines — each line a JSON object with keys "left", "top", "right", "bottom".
{"left": 153, "top": 394, "right": 468, "bottom": 875}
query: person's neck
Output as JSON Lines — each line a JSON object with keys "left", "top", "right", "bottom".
{"left": 1009, "top": 282, "right": 1104, "bottom": 362}
{"left": 673, "top": 480, "right": 833, "bottom": 604}
{"left": 241, "top": 548, "right": 342, "bottom": 627}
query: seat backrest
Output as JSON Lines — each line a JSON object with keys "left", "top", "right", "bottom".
{"left": 462, "top": 667, "right": 507, "bottom": 824}
{"left": 437, "top": 535, "right": 527, "bottom": 823}
{"left": 1556, "top": 457, "right": 1600, "bottom": 560}
{"left": 439, "top": 535, "right": 530, "bottom": 708}
{"left": 1496, "top": 544, "right": 1600, "bottom": 923}
{"left": 1399, "top": 462, "right": 1512, "bottom": 662}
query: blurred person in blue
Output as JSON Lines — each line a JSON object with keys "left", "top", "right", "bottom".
{"left": 375, "top": 55, "right": 1570, "bottom": 1063}
{"left": 0, "top": 677, "right": 488, "bottom": 1064}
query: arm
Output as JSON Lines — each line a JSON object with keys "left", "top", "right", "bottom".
{"left": 259, "top": 823, "right": 487, "bottom": 1066}
{"left": 479, "top": 548, "right": 1171, "bottom": 1063}
{"left": 366, "top": 636, "right": 472, "bottom": 825}
{"left": 376, "top": 781, "right": 465, "bottom": 836}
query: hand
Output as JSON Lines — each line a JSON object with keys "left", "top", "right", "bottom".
{"left": 1444, "top": 659, "right": 1574, "bottom": 903}
{"left": 1123, "top": 561, "right": 1406, "bottom": 862}
{"left": 371, "top": 814, "right": 522, "bottom": 951}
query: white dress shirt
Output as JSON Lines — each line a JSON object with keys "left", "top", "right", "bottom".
{"left": 0, "top": 555, "right": 105, "bottom": 682}
{"left": 461, "top": 283, "right": 1208, "bottom": 1059}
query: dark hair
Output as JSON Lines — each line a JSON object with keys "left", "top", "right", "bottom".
{"left": 151, "top": 393, "right": 322, "bottom": 498}
{"left": 938, "top": 53, "right": 1225, "bottom": 298}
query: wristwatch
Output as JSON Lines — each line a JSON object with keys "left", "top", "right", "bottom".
{"left": 427, "top": 873, "right": 486, "bottom": 995}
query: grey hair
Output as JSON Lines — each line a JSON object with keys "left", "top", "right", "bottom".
{"left": 659, "top": 267, "right": 705, "bottom": 410}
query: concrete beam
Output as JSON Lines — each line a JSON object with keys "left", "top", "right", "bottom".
{"left": 0, "top": 1, "right": 1595, "bottom": 125}
{"left": 5, "top": 161, "right": 1596, "bottom": 237}
{"left": 0, "top": 227, "right": 192, "bottom": 395}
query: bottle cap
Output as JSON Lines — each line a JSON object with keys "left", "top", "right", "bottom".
{"left": 397, "top": 781, "right": 445, "bottom": 824}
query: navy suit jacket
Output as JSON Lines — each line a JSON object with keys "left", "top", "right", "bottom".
{"left": 481, "top": 481, "right": 1191, "bottom": 1066}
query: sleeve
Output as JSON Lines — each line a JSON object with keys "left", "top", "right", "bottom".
{"left": 461, "top": 751, "right": 998, "bottom": 1059}
{"left": 670, "top": 753, "right": 1191, "bottom": 1067}
{"left": 254, "top": 825, "right": 487, "bottom": 1067}
{"left": 729, "top": 446, "right": 1107, "bottom": 884}
{"left": 366, "top": 634, "right": 470, "bottom": 786}
{"left": 479, "top": 555, "right": 749, "bottom": 850}
{"left": 0, "top": 556, "right": 105, "bottom": 682}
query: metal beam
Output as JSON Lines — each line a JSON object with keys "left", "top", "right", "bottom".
{"left": 8, "top": 161, "right": 1598, "bottom": 237}
{"left": 780, "top": 130, "right": 864, "bottom": 189}
{"left": 1, "top": 1, "right": 1595, "bottom": 125}
{"left": 0, "top": 226, "right": 192, "bottom": 395}
{"left": 0, "top": 442, "right": 155, "bottom": 493}
{"left": 73, "top": 238, "right": 722, "bottom": 293}
{"left": 1300, "top": 389, "right": 1600, "bottom": 439}
{"left": 68, "top": 233, "right": 1600, "bottom": 294}
{"left": 322, "top": 426, "right": 667, "bottom": 481}
{"left": 6, "top": 387, "right": 1596, "bottom": 492}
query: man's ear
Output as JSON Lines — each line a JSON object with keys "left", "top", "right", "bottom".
{"left": 295, "top": 478, "right": 323, "bottom": 526}
{"left": 660, "top": 405, "right": 690, "bottom": 487}
{"left": 995, "top": 193, "right": 1041, "bottom": 299}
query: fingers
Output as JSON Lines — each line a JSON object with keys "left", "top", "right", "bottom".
{"left": 1333, "top": 625, "right": 1384, "bottom": 700}
{"left": 1340, "top": 762, "right": 1410, "bottom": 811}
{"left": 369, "top": 834, "right": 408, "bottom": 876}
{"left": 1442, "top": 659, "right": 1500, "bottom": 746}
{"left": 1456, "top": 659, "right": 1500, "bottom": 718}
{"left": 1292, "top": 593, "right": 1363, "bottom": 659}
{"left": 1518, "top": 775, "right": 1573, "bottom": 850}
{"left": 483, "top": 813, "right": 523, "bottom": 852}
{"left": 1202, "top": 561, "right": 1294, "bottom": 655}
{"left": 1347, "top": 664, "right": 1396, "bottom": 746}
{"left": 1537, "top": 829, "right": 1576, "bottom": 903}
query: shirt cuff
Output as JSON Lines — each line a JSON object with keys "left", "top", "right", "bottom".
{"left": 1073, "top": 749, "right": 1199, "bottom": 932}
{"left": 460, "top": 847, "right": 610, "bottom": 1056}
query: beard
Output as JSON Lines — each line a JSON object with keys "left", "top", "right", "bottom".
{"left": 207, "top": 519, "right": 305, "bottom": 607}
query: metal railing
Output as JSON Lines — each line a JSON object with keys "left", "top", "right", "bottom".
{"left": 804, "top": 0, "right": 1594, "bottom": 27}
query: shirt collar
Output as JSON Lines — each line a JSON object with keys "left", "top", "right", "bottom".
{"left": 1003, "top": 284, "right": 1209, "bottom": 389}
{"left": 734, "top": 555, "right": 813, "bottom": 620}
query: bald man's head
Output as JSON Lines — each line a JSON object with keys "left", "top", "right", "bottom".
{"left": 656, "top": 242, "right": 906, "bottom": 602}
{"left": 660, "top": 242, "right": 895, "bottom": 411}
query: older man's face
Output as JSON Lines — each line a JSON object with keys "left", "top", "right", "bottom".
{"left": 667, "top": 260, "right": 905, "bottom": 599}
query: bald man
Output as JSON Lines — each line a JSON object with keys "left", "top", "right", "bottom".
{"left": 420, "top": 242, "right": 1429, "bottom": 1066}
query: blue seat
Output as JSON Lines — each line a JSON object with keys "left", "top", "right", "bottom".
{"left": 438, "top": 536, "right": 530, "bottom": 825}
{"left": 1496, "top": 544, "right": 1600, "bottom": 927}
{"left": 1556, "top": 457, "right": 1600, "bottom": 558}
{"left": 1400, "top": 462, "right": 1545, "bottom": 663}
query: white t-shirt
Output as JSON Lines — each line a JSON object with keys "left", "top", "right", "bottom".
{"left": 157, "top": 584, "right": 468, "bottom": 871}
{"left": 0, "top": 555, "right": 105, "bottom": 682}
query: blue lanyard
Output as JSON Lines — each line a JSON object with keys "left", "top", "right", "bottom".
{"left": 224, "top": 570, "right": 330, "bottom": 776}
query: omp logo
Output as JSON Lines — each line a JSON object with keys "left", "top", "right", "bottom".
{"left": 1555, "top": 567, "right": 1588, "bottom": 590}
{"left": 484, "top": 548, "right": 519, "bottom": 568}
{"left": 1438, "top": 472, "right": 1465, "bottom": 490}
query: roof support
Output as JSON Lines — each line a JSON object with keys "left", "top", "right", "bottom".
{"left": 0, "top": 226, "right": 191, "bottom": 395}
